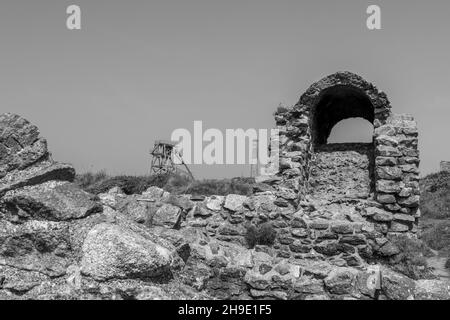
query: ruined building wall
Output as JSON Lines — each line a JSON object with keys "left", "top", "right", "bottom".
{"left": 275, "top": 72, "right": 419, "bottom": 232}
{"left": 271, "top": 72, "right": 420, "bottom": 235}
{"left": 274, "top": 72, "right": 391, "bottom": 197}
{"left": 126, "top": 72, "right": 421, "bottom": 268}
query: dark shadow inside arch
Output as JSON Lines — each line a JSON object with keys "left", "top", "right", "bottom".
{"left": 309, "top": 85, "right": 376, "bottom": 196}
{"left": 311, "top": 85, "right": 375, "bottom": 146}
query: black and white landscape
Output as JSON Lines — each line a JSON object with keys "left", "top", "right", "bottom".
{"left": 0, "top": 1, "right": 449, "bottom": 301}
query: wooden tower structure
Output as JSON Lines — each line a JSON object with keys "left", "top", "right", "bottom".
{"left": 150, "top": 140, "right": 194, "bottom": 180}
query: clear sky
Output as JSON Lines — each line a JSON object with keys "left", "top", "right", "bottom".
{"left": 1, "top": 0, "right": 449, "bottom": 178}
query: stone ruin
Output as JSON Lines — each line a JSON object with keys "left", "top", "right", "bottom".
{"left": 266, "top": 71, "right": 420, "bottom": 233}
{"left": 2, "top": 73, "right": 446, "bottom": 301}
{"left": 166, "top": 71, "right": 422, "bottom": 267}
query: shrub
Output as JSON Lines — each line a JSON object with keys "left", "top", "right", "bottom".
{"left": 273, "top": 103, "right": 289, "bottom": 116}
{"left": 445, "top": 258, "right": 450, "bottom": 269}
{"left": 388, "top": 236, "right": 433, "bottom": 280}
{"left": 75, "top": 170, "right": 108, "bottom": 190}
{"left": 81, "top": 175, "right": 153, "bottom": 195}
{"left": 421, "top": 221, "right": 450, "bottom": 260}
{"left": 420, "top": 171, "right": 450, "bottom": 219}
{"left": 245, "top": 225, "right": 259, "bottom": 248}
{"left": 164, "top": 174, "right": 192, "bottom": 193}
{"left": 245, "top": 223, "right": 277, "bottom": 248}
{"left": 75, "top": 171, "right": 254, "bottom": 196}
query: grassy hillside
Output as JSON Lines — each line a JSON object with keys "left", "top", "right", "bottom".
{"left": 75, "top": 171, "right": 255, "bottom": 196}
{"left": 420, "top": 171, "right": 450, "bottom": 219}
{"left": 419, "top": 171, "right": 450, "bottom": 269}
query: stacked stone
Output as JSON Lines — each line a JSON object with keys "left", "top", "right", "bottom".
{"left": 270, "top": 72, "right": 393, "bottom": 201}
{"left": 374, "top": 114, "right": 420, "bottom": 235}
{"left": 273, "top": 108, "right": 311, "bottom": 200}
{"left": 142, "top": 191, "right": 394, "bottom": 267}
{"left": 296, "top": 71, "right": 392, "bottom": 122}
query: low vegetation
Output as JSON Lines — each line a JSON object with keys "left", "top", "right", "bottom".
{"left": 273, "top": 103, "right": 290, "bottom": 116}
{"left": 388, "top": 236, "right": 434, "bottom": 280}
{"left": 418, "top": 171, "right": 450, "bottom": 272}
{"left": 420, "top": 220, "right": 450, "bottom": 256}
{"left": 245, "top": 223, "right": 277, "bottom": 248}
{"left": 420, "top": 171, "right": 450, "bottom": 219}
{"left": 75, "top": 171, "right": 254, "bottom": 196}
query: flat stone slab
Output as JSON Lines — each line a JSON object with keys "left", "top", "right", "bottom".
{"left": 2, "top": 181, "right": 102, "bottom": 221}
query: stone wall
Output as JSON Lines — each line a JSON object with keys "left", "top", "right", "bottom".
{"left": 374, "top": 114, "right": 420, "bottom": 235}
{"left": 94, "top": 184, "right": 450, "bottom": 300}
{"left": 1, "top": 113, "right": 444, "bottom": 301}
{"left": 264, "top": 72, "right": 420, "bottom": 238}
{"left": 271, "top": 72, "right": 393, "bottom": 200}
{"left": 105, "top": 186, "right": 412, "bottom": 269}
{"left": 96, "top": 72, "right": 421, "bottom": 269}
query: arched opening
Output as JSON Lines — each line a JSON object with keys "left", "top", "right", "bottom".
{"left": 311, "top": 85, "right": 374, "bottom": 146}
{"left": 327, "top": 118, "right": 373, "bottom": 144}
{"left": 308, "top": 85, "right": 376, "bottom": 199}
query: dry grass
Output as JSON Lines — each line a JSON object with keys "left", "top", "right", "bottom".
{"left": 420, "top": 171, "right": 450, "bottom": 219}
{"left": 75, "top": 172, "right": 254, "bottom": 196}
{"left": 388, "top": 236, "right": 434, "bottom": 280}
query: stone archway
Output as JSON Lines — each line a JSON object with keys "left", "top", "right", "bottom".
{"left": 273, "top": 72, "right": 420, "bottom": 227}
{"left": 306, "top": 82, "right": 380, "bottom": 200}
{"left": 310, "top": 85, "right": 375, "bottom": 146}
{"left": 274, "top": 72, "right": 391, "bottom": 197}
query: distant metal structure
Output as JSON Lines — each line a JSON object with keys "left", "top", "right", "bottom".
{"left": 150, "top": 140, "right": 195, "bottom": 180}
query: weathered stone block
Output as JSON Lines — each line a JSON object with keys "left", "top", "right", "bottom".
{"left": 81, "top": 223, "right": 175, "bottom": 281}
{"left": 377, "top": 194, "right": 396, "bottom": 204}
{"left": 324, "top": 267, "right": 358, "bottom": 295}
{"left": 376, "top": 146, "right": 402, "bottom": 157}
{"left": 376, "top": 157, "right": 398, "bottom": 166}
{"left": 393, "top": 213, "right": 415, "bottom": 223}
{"left": 384, "top": 203, "right": 401, "bottom": 212}
{"left": 374, "top": 124, "right": 396, "bottom": 136}
{"left": 376, "top": 180, "right": 403, "bottom": 194}
{"left": 294, "top": 277, "right": 325, "bottom": 295}
{"left": 289, "top": 240, "right": 311, "bottom": 253}
{"left": 291, "top": 228, "right": 309, "bottom": 238}
{"left": 377, "top": 241, "right": 400, "bottom": 256}
{"left": 389, "top": 221, "right": 410, "bottom": 232}
{"left": 3, "top": 181, "right": 102, "bottom": 222}
{"left": 224, "top": 194, "right": 247, "bottom": 212}
{"left": 381, "top": 267, "right": 415, "bottom": 300}
{"left": 397, "top": 195, "right": 420, "bottom": 208}
{"left": 400, "top": 164, "right": 419, "bottom": 174}
{"left": 376, "top": 135, "right": 398, "bottom": 147}
{"left": 376, "top": 167, "right": 403, "bottom": 180}
{"left": 308, "top": 219, "right": 330, "bottom": 230}
{"left": 205, "top": 196, "right": 224, "bottom": 211}
{"left": 369, "top": 208, "right": 393, "bottom": 222}
{"left": 339, "top": 234, "right": 367, "bottom": 246}
{"left": 330, "top": 221, "right": 354, "bottom": 234}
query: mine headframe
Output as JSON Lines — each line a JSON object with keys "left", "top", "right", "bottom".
{"left": 150, "top": 140, "right": 194, "bottom": 180}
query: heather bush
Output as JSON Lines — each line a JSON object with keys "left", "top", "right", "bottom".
{"left": 388, "top": 236, "right": 433, "bottom": 280}
{"left": 245, "top": 223, "right": 277, "bottom": 248}
{"left": 420, "top": 171, "right": 450, "bottom": 219}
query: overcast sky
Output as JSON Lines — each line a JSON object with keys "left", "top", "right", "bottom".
{"left": 0, "top": 0, "right": 449, "bottom": 178}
